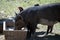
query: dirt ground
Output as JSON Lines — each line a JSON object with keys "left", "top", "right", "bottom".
{"left": 30, "top": 32, "right": 60, "bottom": 40}
{"left": 0, "top": 23, "right": 60, "bottom": 40}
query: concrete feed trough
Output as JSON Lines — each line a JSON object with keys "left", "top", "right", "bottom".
{"left": 3, "top": 21, "right": 27, "bottom": 40}
{"left": 3, "top": 30, "right": 27, "bottom": 40}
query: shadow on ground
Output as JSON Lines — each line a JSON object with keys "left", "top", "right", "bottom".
{"left": 30, "top": 31, "right": 60, "bottom": 40}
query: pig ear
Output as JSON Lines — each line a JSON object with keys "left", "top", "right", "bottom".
{"left": 18, "top": 7, "right": 23, "bottom": 12}
{"left": 15, "top": 12, "right": 18, "bottom": 15}
{"left": 34, "top": 4, "right": 39, "bottom": 6}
